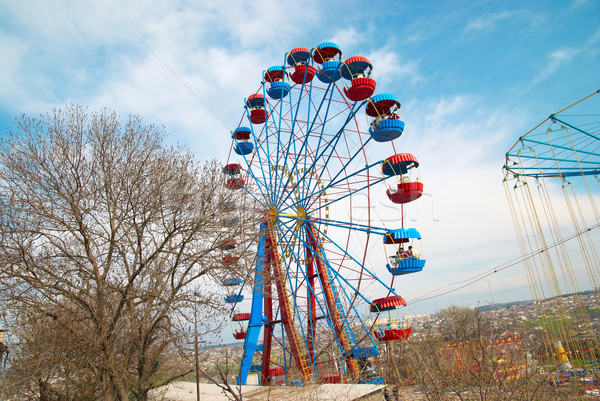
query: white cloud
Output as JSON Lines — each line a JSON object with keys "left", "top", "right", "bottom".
{"left": 330, "top": 28, "right": 363, "bottom": 52}
{"left": 465, "top": 9, "right": 546, "bottom": 33}
{"left": 365, "top": 48, "right": 420, "bottom": 88}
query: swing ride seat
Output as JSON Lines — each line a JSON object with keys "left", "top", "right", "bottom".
{"left": 382, "top": 153, "right": 419, "bottom": 176}
{"left": 314, "top": 42, "right": 342, "bottom": 83}
{"left": 316, "top": 61, "right": 342, "bottom": 83}
{"left": 383, "top": 228, "right": 421, "bottom": 244}
{"left": 234, "top": 331, "right": 246, "bottom": 340}
{"left": 223, "top": 163, "right": 242, "bottom": 176}
{"left": 246, "top": 94, "right": 268, "bottom": 124}
{"left": 218, "top": 201, "right": 236, "bottom": 212}
{"left": 222, "top": 255, "right": 239, "bottom": 265}
{"left": 221, "top": 217, "right": 239, "bottom": 226}
{"left": 341, "top": 56, "right": 376, "bottom": 101}
{"left": 370, "top": 295, "right": 406, "bottom": 312}
{"left": 218, "top": 239, "right": 237, "bottom": 250}
{"left": 249, "top": 109, "right": 268, "bottom": 124}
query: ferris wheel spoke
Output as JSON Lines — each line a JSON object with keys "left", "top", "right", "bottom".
{"left": 246, "top": 124, "right": 277, "bottom": 203}
{"left": 274, "top": 222, "right": 330, "bottom": 322}
{"left": 224, "top": 169, "right": 268, "bottom": 209}
{"left": 308, "top": 102, "right": 367, "bottom": 185}
{"left": 273, "top": 221, "right": 330, "bottom": 356}
{"left": 280, "top": 222, "right": 364, "bottom": 339}
{"left": 307, "top": 175, "right": 386, "bottom": 213}
{"left": 295, "top": 84, "right": 339, "bottom": 197}
{"left": 270, "top": 95, "right": 295, "bottom": 203}
{"left": 276, "top": 102, "right": 366, "bottom": 208}
{"left": 308, "top": 222, "right": 397, "bottom": 297}
{"left": 311, "top": 137, "right": 374, "bottom": 196}
{"left": 280, "top": 214, "right": 387, "bottom": 235}
{"left": 289, "top": 151, "right": 380, "bottom": 212}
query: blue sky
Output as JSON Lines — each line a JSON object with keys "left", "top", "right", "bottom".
{"left": 1, "top": 0, "right": 598, "bottom": 317}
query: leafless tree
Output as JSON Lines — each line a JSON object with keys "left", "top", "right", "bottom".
{"left": 400, "top": 306, "right": 589, "bottom": 401}
{"left": 0, "top": 106, "right": 247, "bottom": 400}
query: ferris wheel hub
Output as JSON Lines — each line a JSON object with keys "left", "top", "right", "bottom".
{"left": 269, "top": 206, "right": 278, "bottom": 224}
{"left": 296, "top": 206, "right": 306, "bottom": 225}
{"left": 275, "top": 206, "right": 307, "bottom": 225}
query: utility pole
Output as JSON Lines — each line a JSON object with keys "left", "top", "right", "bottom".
{"left": 194, "top": 296, "right": 200, "bottom": 401}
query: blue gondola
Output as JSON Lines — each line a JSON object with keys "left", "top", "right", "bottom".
{"left": 265, "top": 66, "right": 290, "bottom": 99}
{"left": 234, "top": 141, "right": 254, "bottom": 155}
{"left": 383, "top": 228, "right": 426, "bottom": 274}
{"left": 387, "top": 259, "right": 426, "bottom": 275}
{"left": 346, "top": 346, "right": 379, "bottom": 359}
{"left": 369, "top": 118, "right": 405, "bottom": 142}
{"left": 360, "top": 376, "right": 385, "bottom": 385}
{"left": 225, "top": 294, "right": 244, "bottom": 303}
{"left": 223, "top": 278, "right": 243, "bottom": 286}
{"left": 313, "top": 42, "right": 342, "bottom": 83}
{"left": 366, "top": 93, "right": 404, "bottom": 142}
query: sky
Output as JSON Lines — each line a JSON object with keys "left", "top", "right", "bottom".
{"left": 0, "top": 0, "right": 599, "bottom": 320}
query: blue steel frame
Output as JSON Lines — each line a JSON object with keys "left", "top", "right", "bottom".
{"left": 237, "top": 224, "right": 267, "bottom": 385}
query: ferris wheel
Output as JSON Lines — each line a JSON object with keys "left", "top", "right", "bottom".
{"left": 220, "top": 42, "right": 427, "bottom": 386}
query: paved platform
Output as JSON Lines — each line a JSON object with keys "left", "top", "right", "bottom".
{"left": 150, "top": 381, "right": 386, "bottom": 401}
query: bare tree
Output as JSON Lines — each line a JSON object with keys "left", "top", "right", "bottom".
{"left": 0, "top": 106, "right": 244, "bottom": 400}
{"left": 401, "top": 306, "right": 588, "bottom": 401}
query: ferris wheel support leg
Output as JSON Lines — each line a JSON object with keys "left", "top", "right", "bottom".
{"left": 237, "top": 224, "right": 267, "bottom": 386}
{"left": 306, "top": 224, "right": 361, "bottom": 382}
{"left": 261, "top": 250, "right": 274, "bottom": 385}
{"left": 306, "top": 245, "right": 317, "bottom": 362}
{"left": 267, "top": 223, "right": 313, "bottom": 384}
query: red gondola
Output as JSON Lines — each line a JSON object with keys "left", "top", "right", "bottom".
{"left": 225, "top": 178, "right": 245, "bottom": 190}
{"left": 371, "top": 295, "right": 412, "bottom": 342}
{"left": 287, "top": 47, "right": 316, "bottom": 85}
{"left": 341, "top": 56, "right": 376, "bottom": 101}
{"left": 322, "top": 373, "right": 342, "bottom": 383}
{"left": 246, "top": 94, "right": 268, "bottom": 125}
{"left": 223, "top": 163, "right": 242, "bottom": 176}
{"left": 233, "top": 313, "right": 251, "bottom": 321}
{"left": 218, "top": 238, "right": 237, "bottom": 250}
{"left": 222, "top": 255, "right": 239, "bottom": 265}
{"left": 233, "top": 127, "right": 251, "bottom": 141}
{"left": 374, "top": 327, "right": 412, "bottom": 341}
{"left": 382, "top": 153, "right": 423, "bottom": 204}
{"left": 370, "top": 295, "right": 407, "bottom": 312}
{"left": 234, "top": 331, "right": 246, "bottom": 340}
